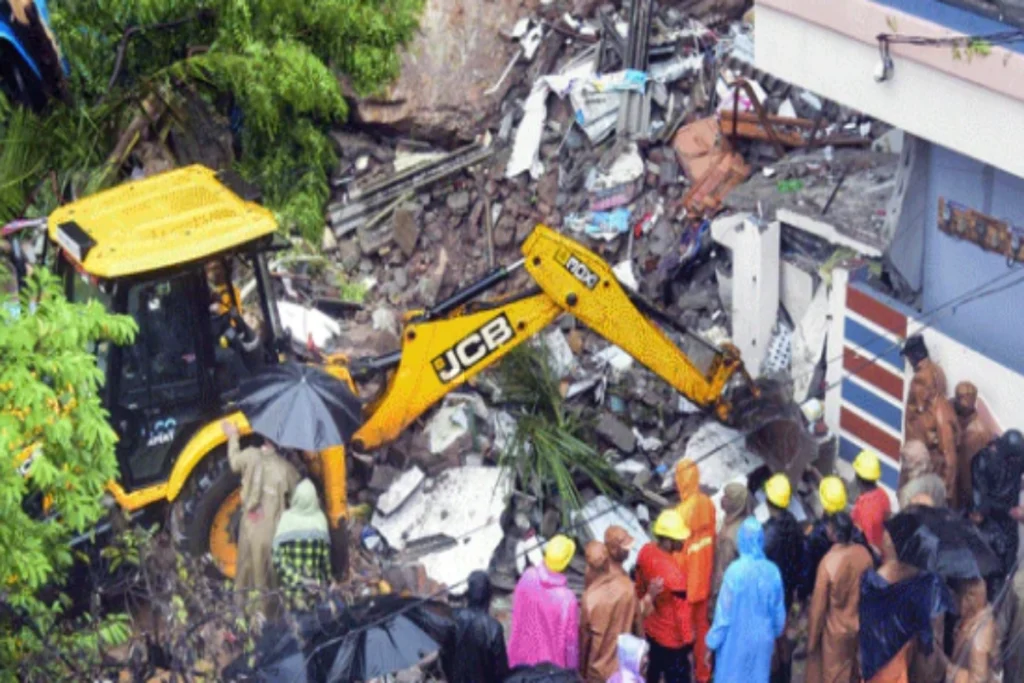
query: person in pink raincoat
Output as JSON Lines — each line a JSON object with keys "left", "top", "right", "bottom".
{"left": 508, "top": 535, "right": 580, "bottom": 669}
{"left": 607, "top": 634, "right": 649, "bottom": 683}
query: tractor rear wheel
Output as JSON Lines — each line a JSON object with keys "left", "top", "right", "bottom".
{"left": 170, "top": 444, "right": 243, "bottom": 579}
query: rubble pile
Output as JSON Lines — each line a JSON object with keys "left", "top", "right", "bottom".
{"left": 288, "top": 0, "right": 908, "bottom": 592}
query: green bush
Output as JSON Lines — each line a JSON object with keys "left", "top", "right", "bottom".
{"left": 0, "top": 270, "right": 136, "bottom": 678}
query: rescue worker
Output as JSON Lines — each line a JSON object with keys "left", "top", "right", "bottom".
{"left": 943, "top": 578, "right": 1001, "bottom": 683}
{"left": 221, "top": 420, "right": 299, "bottom": 607}
{"left": 674, "top": 459, "right": 715, "bottom": 683}
{"left": 761, "top": 474, "right": 805, "bottom": 683}
{"left": 954, "top": 382, "right": 996, "bottom": 512}
{"left": 272, "top": 478, "right": 331, "bottom": 610}
{"left": 635, "top": 510, "right": 693, "bottom": 683}
{"left": 607, "top": 634, "right": 650, "bottom": 683}
{"left": 579, "top": 541, "right": 642, "bottom": 682}
{"left": 971, "top": 430, "right": 1024, "bottom": 580}
{"left": 507, "top": 535, "right": 580, "bottom": 670}
{"left": 896, "top": 439, "right": 933, "bottom": 492}
{"left": 802, "top": 477, "right": 876, "bottom": 602}
{"left": 851, "top": 450, "right": 891, "bottom": 552}
{"left": 805, "top": 512, "right": 874, "bottom": 683}
{"left": 205, "top": 259, "right": 242, "bottom": 317}
{"left": 711, "top": 483, "right": 749, "bottom": 611}
{"left": 449, "top": 570, "right": 509, "bottom": 683}
{"left": 706, "top": 517, "right": 786, "bottom": 683}
{"left": 605, "top": 525, "right": 634, "bottom": 576}
{"left": 901, "top": 334, "right": 947, "bottom": 398}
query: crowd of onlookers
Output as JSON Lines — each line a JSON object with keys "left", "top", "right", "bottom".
{"left": 444, "top": 437, "right": 1024, "bottom": 683}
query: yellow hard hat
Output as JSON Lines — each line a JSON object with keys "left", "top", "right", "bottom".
{"left": 819, "top": 476, "right": 848, "bottom": 515}
{"left": 853, "top": 449, "right": 882, "bottom": 482}
{"left": 544, "top": 535, "right": 577, "bottom": 573}
{"left": 765, "top": 473, "right": 792, "bottom": 509}
{"left": 652, "top": 509, "right": 689, "bottom": 541}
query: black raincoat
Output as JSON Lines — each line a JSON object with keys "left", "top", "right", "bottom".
{"left": 800, "top": 520, "right": 878, "bottom": 601}
{"left": 972, "top": 433, "right": 1024, "bottom": 580}
{"left": 447, "top": 571, "right": 509, "bottom": 683}
{"left": 764, "top": 510, "right": 807, "bottom": 611}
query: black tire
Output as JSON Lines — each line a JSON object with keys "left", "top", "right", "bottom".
{"left": 170, "top": 438, "right": 255, "bottom": 577}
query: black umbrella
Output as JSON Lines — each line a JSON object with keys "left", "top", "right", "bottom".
{"left": 324, "top": 596, "right": 455, "bottom": 682}
{"left": 237, "top": 362, "right": 363, "bottom": 451}
{"left": 885, "top": 504, "right": 1002, "bottom": 580}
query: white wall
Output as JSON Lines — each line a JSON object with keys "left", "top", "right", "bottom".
{"left": 756, "top": 3, "right": 1024, "bottom": 181}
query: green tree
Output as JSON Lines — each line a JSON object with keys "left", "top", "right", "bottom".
{"left": 0, "top": 0, "right": 423, "bottom": 243}
{"left": 0, "top": 270, "right": 136, "bottom": 678}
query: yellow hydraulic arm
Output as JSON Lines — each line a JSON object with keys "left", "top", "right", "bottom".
{"left": 350, "top": 225, "right": 748, "bottom": 451}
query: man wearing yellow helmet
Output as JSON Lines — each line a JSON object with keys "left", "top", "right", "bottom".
{"left": 635, "top": 510, "right": 694, "bottom": 683}
{"left": 507, "top": 535, "right": 580, "bottom": 670}
{"left": 761, "top": 473, "right": 806, "bottom": 683}
{"left": 800, "top": 477, "right": 876, "bottom": 604}
{"left": 851, "top": 450, "right": 891, "bottom": 551}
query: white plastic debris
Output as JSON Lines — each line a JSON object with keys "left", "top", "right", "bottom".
{"left": 491, "top": 411, "right": 518, "bottom": 455}
{"left": 371, "top": 307, "right": 399, "bottom": 336}
{"left": 277, "top": 300, "right": 341, "bottom": 349}
{"left": 541, "top": 329, "right": 576, "bottom": 378}
{"left": 593, "top": 345, "right": 634, "bottom": 379}
{"left": 633, "top": 428, "right": 664, "bottom": 452}
{"left": 613, "top": 260, "right": 639, "bottom": 292}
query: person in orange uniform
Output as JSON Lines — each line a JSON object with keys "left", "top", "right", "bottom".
{"left": 674, "top": 459, "right": 715, "bottom": 683}
{"left": 850, "top": 450, "right": 892, "bottom": 553}
{"left": 635, "top": 510, "right": 694, "bottom": 683}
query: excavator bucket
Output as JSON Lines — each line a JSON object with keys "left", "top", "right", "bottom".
{"left": 728, "top": 379, "right": 818, "bottom": 483}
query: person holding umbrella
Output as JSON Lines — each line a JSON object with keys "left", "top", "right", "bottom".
{"left": 221, "top": 420, "right": 300, "bottom": 607}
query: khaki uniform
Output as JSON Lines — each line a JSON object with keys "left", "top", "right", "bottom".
{"left": 805, "top": 543, "right": 874, "bottom": 683}
{"left": 228, "top": 434, "right": 299, "bottom": 600}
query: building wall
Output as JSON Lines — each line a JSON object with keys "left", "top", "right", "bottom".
{"left": 755, "top": 0, "right": 1024, "bottom": 180}
{"left": 825, "top": 269, "right": 1024, "bottom": 496}
{"left": 922, "top": 144, "right": 1024, "bottom": 376}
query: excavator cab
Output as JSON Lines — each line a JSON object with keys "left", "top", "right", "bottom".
{"left": 46, "top": 167, "right": 295, "bottom": 569}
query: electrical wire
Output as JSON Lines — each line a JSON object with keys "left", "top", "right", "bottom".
{"left": 290, "top": 261, "right": 1024, "bottom": 677}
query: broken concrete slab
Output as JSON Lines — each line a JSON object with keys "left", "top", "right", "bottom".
{"left": 574, "top": 495, "right": 650, "bottom": 574}
{"left": 541, "top": 329, "right": 576, "bottom": 378}
{"left": 426, "top": 404, "right": 471, "bottom": 455}
{"left": 376, "top": 465, "right": 427, "bottom": 516}
{"left": 277, "top": 300, "right": 341, "bottom": 349}
{"left": 597, "top": 413, "right": 636, "bottom": 453}
{"left": 679, "top": 422, "right": 762, "bottom": 493}
{"left": 372, "top": 466, "right": 511, "bottom": 590}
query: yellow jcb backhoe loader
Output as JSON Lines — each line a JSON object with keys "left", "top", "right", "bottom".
{"left": 37, "top": 165, "right": 812, "bottom": 579}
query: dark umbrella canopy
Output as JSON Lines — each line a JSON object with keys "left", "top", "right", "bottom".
{"left": 504, "top": 663, "right": 584, "bottom": 682}
{"left": 325, "top": 596, "right": 455, "bottom": 682}
{"left": 885, "top": 504, "right": 1002, "bottom": 580}
{"left": 237, "top": 362, "right": 363, "bottom": 452}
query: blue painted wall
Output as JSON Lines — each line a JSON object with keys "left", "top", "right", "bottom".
{"left": 922, "top": 143, "right": 1024, "bottom": 374}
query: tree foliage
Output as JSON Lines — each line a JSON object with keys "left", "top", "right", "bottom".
{"left": 0, "top": 0, "right": 423, "bottom": 242}
{"left": 0, "top": 270, "right": 136, "bottom": 678}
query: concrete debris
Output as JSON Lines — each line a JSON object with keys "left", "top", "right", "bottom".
{"left": 596, "top": 413, "right": 636, "bottom": 453}
{"left": 291, "top": 0, "right": 913, "bottom": 598}
{"left": 372, "top": 466, "right": 510, "bottom": 590}
{"left": 375, "top": 465, "right": 426, "bottom": 516}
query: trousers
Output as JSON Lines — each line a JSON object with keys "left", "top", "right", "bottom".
{"left": 645, "top": 637, "right": 692, "bottom": 683}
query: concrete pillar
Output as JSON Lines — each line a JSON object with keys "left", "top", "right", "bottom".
{"left": 711, "top": 215, "right": 780, "bottom": 375}
{"left": 823, "top": 266, "right": 850, "bottom": 436}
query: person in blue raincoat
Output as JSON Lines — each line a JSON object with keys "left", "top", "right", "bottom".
{"left": 705, "top": 517, "right": 786, "bottom": 683}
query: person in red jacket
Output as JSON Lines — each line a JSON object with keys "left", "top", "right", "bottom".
{"left": 635, "top": 509, "right": 693, "bottom": 683}
{"left": 674, "top": 459, "right": 716, "bottom": 683}
{"left": 851, "top": 450, "right": 892, "bottom": 551}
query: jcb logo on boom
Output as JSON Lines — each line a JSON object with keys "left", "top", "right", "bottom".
{"left": 432, "top": 314, "right": 515, "bottom": 383}
{"left": 559, "top": 251, "right": 599, "bottom": 290}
